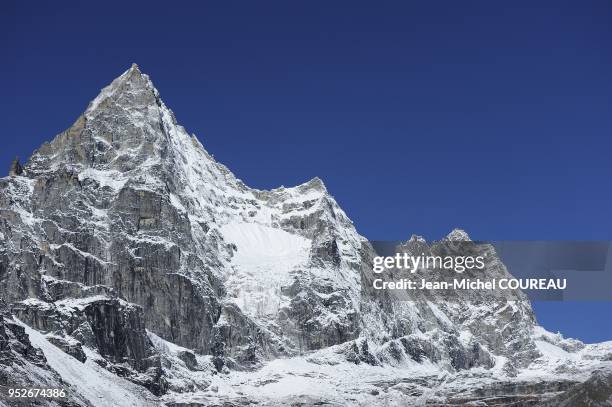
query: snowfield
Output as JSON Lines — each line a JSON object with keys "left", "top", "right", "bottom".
{"left": 221, "top": 222, "right": 311, "bottom": 318}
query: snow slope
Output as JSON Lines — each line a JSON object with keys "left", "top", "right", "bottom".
{"left": 17, "top": 320, "right": 160, "bottom": 407}
{"left": 221, "top": 222, "right": 311, "bottom": 317}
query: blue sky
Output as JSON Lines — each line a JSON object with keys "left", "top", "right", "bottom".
{"left": 2, "top": 1, "right": 611, "bottom": 342}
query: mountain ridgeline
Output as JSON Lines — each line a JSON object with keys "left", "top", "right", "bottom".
{"left": 1, "top": 65, "right": 610, "bottom": 406}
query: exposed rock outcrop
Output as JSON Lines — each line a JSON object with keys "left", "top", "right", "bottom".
{"left": 8, "top": 157, "right": 23, "bottom": 177}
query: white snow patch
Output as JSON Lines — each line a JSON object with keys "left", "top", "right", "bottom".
{"left": 49, "top": 242, "right": 113, "bottom": 265}
{"left": 427, "top": 301, "right": 452, "bottom": 327}
{"left": 535, "top": 340, "right": 575, "bottom": 361}
{"left": 148, "top": 330, "right": 191, "bottom": 356}
{"left": 221, "top": 222, "right": 311, "bottom": 263}
{"left": 78, "top": 168, "right": 127, "bottom": 191}
{"left": 163, "top": 355, "right": 443, "bottom": 406}
{"left": 220, "top": 222, "right": 311, "bottom": 317}
{"left": 54, "top": 295, "right": 119, "bottom": 310}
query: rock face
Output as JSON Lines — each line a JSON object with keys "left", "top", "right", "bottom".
{"left": 8, "top": 157, "right": 23, "bottom": 177}
{"left": 46, "top": 336, "right": 87, "bottom": 363}
{"left": 11, "top": 296, "right": 166, "bottom": 395}
{"left": 0, "top": 64, "right": 365, "bottom": 366}
{"left": 0, "top": 64, "right": 610, "bottom": 406}
{"left": 0, "top": 299, "right": 93, "bottom": 406}
{"left": 0, "top": 300, "right": 47, "bottom": 370}
{"left": 538, "top": 368, "right": 612, "bottom": 406}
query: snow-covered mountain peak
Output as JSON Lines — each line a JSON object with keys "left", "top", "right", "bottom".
{"left": 445, "top": 228, "right": 471, "bottom": 241}
{"left": 408, "top": 234, "right": 426, "bottom": 243}
{"left": 299, "top": 176, "right": 327, "bottom": 192}
{"left": 85, "top": 63, "right": 157, "bottom": 116}
{"left": 3, "top": 67, "right": 611, "bottom": 406}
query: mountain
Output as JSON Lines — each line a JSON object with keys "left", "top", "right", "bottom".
{"left": 1, "top": 64, "right": 610, "bottom": 406}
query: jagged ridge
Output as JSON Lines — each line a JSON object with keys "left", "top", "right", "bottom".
{"left": 1, "top": 65, "right": 610, "bottom": 406}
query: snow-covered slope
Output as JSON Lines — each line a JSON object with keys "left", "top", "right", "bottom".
{"left": 19, "top": 320, "right": 160, "bottom": 407}
{"left": 220, "top": 221, "right": 311, "bottom": 317}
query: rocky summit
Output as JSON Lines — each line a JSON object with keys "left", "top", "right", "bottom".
{"left": 1, "top": 64, "right": 610, "bottom": 406}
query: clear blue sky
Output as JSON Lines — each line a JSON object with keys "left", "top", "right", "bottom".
{"left": 2, "top": 1, "right": 611, "bottom": 342}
